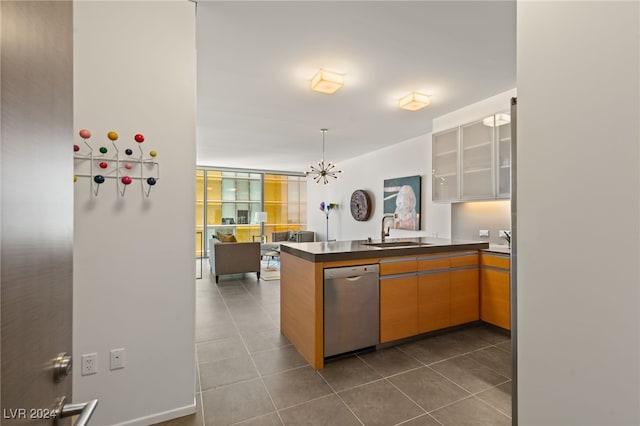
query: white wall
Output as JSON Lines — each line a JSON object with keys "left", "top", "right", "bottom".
{"left": 306, "top": 133, "right": 436, "bottom": 242}
{"left": 451, "top": 200, "right": 510, "bottom": 245}
{"left": 306, "top": 89, "right": 516, "bottom": 243}
{"left": 517, "top": 2, "right": 640, "bottom": 425}
{"left": 73, "top": 2, "right": 196, "bottom": 425}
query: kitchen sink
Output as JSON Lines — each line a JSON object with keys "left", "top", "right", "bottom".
{"left": 362, "top": 241, "right": 429, "bottom": 248}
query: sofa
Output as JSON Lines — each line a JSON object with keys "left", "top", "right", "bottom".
{"left": 271, "top": 230, "right": 315, "bottom": 243}
{"left": 209, "top": 238, "right": 261, "bottom": 283}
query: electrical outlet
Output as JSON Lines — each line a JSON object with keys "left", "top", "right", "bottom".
{"left": 479, "top": 229, "right": 490, "bottom": 237}
{"left": 110, "top": 348, "right": 125, "bottom": 370}
{"left": 81, "top": 353, "right": 98, "bottom": 376}
{"left": 499, "top": 230, "right": 510, "bottom": 238}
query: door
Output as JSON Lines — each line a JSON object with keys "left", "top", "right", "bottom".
{"left": 1, "top": 2, "right": 92, "bottom": 424}
{"left": 379, "top": 275, "right": 418, "bottom": 343}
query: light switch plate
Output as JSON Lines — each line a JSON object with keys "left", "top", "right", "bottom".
{"left": 479, "top": 229, "right": 490, "bottom": 237}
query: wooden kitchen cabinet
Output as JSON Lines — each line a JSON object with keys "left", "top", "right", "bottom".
{"left": 480, "top": 252, "right": 511, "bottom": 330}
{"left": 380, "top": 275, "right": 418, "bottom": 343}
{"left": 418, "top": 272, "right": 450, "bottom": 333}
{"left": 417, "top": 251, "right": 479, "bottom": 333}
{"left": 450, "top": 268, "right": 480, "bottom": 325}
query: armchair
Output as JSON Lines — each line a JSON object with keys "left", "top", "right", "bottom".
{"left": 209, "top": 239, "right": 261, "bottom": 283}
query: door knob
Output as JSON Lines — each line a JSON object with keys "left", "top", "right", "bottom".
{"left": 55, "top": 397, "right": 99, "bottom": 426}
{"left": 53, "top": 352, "right": 72, "bottom": 382}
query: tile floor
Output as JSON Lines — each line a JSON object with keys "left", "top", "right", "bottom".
{"left": 158, "top": 264, "right": 512, "bottom": 426}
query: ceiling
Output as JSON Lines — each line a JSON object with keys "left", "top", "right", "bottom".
{"left": 196, "top": 1, "right": 516, "bottom": 173}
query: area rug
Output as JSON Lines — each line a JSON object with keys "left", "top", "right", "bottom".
{"left": 261, "top": 268, "right": 280, "bottom": 281}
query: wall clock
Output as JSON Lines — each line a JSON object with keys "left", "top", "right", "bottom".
{"left": 350, "top": 190, "right": 372, "bottom": 221}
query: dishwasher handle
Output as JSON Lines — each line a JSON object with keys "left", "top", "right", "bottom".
{"left": 324, "top": 264, "right": 379, "bottom": 280}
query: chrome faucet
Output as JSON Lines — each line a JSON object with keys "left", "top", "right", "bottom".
{"left": 381, "top": 213, "right": 397, "bottom": 242}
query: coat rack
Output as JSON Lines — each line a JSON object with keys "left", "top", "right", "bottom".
{"left": 73, "top": 129, "right": 160, "bottom": 197}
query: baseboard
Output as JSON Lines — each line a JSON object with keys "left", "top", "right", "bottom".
{"left": 112, "top": 399, "right": 197, "bottom": 426}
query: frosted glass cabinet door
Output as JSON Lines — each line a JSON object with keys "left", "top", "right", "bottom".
{"left": 496, "top": 122, "right": 511, "bottom": 198}
{"left": 432, "top": 128, "right": 459, "bottom": 202}
{"left": 461, "top": 120, "right": 494, "bottom": 199}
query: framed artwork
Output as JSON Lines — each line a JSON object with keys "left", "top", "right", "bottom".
{"left": 383, "top": 175, "right": 421, "bottom": 230}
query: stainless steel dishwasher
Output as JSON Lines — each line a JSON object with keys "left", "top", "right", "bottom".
{"left": 324, "top": 264, "right": 380, "bottom": 358}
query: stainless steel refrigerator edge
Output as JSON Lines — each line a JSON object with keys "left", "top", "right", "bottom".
{"left": 510, "top": 96, "right": 518, "bottom": 426}
{"left": 324, "top": 265, "right": 380, "bottom": 358}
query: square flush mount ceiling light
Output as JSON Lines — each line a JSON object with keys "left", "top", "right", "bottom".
{"left": 483, "top": 113, "right": 511, "bottom": 127}
{"left": 398, "top": 92, "right": 431, "bottom": 111}
{"left": 310, "top": 69, "right": 344, "bottom": 94}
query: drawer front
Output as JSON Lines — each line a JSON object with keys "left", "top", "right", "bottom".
{"left": 380, "top": 257, "right": 417, "bottom": 275}
{"left": 450, "top": 252, "right": 479, "bottom": 268}
{"left": 417, "top": 257, "right": 450, "bottom": 271}
{"left": 480, "top": 253, "right": 510, "bottom": 270}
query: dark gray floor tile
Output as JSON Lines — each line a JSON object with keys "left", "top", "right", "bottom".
{"left": 430, "top": 396, "right": 511, "bottom": 426}
{"left": 388, "top": 366, "right": 471, "bottom": 412}
{"left": 467, "top": 347, "right": 512, "bottom": 378}
{"left": 245, "top": 283, "right": 280, "bottom": 298}
{"left": 224, "top": 296, "right": 261, "bottom": 309}
{"left": 357, "top": 347, "right": 422, "bottom": 377}
{"left": 494, "top": 340, "right": 512, "bottom": 354}
{"left": 217, "top": 287, "right": 250, "bottom": 298}
{"left": 279, "top": 394, "right": 361, "bottom": 426}
{"left": 261, "top": 302, "right": 281, "bottom": 321}
{"left": 196, "top": 322, "right": 238, "bottom": 343}
{"left": 476, "top": 381, "right": 512, "bottom": 417}
{"left": 252, "top": 345, "right": 308, "bottom": 375}
{"left": 201, "top": 379, "right": 274, "bottom": 426}
{"left": 196, "top": 299, "right": 227, "bottom": 312}
{"left": 396, "top": 330, "right": 489, "bottom": 365}
{"left": 397, "top": 413, "right": 442, "bottom": 426}
{"left": 460, "top": 326, "right": 510, "bottom": 345}
{"left": 240, "top": 328, "right": 291, "bottom": 353}
{"left": 230, "top": 309, "right": 273, "bottom": 323}
{"left": 196, "top": 310, "right": 233, "bottom": 327}
{"left": 197, "top": 335, "right": 248, "bottom": 364}
{"left": 233, "top": 412, "right": 282, "bottom": 426}
{"left": 215, "top": 277, "right": 248, "bottom": 287}
{"left": 319, "top": 355, "right": 382, "bottom": 392}
{"left": 235, "top": 314, "right": 278, "bottom": 332}
{"left": 199, "top": 355, "right": 258, "bottom": 390}
{"left": 430, "top": 355, "right": 509, "bottom": 393}
{"left": 262, "top": 366, "right": 333, "bottom": 410}
{"left": 339, "top": 379, "right": 424, "bottom": 426}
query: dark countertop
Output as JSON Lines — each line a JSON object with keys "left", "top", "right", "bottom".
{"left": 280, "top": 237, "right": 489, "bottom": 263}
{"left": 482, "top": 245, "right": 511, "bottom": 255}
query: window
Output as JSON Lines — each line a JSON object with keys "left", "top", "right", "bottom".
{"left": 195, "top": 168, "right": 307, "bottom": 257}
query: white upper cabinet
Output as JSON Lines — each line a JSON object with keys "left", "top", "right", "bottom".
{"left": 461, "top": 119, "right": 494, "bottom": 200}
{"left": 496, "top": 120, "right": 511, "bottom": 198}
{"left": 432, "top": 127, "right": 459, "bottom": 202}
{"left": 432, "top": 112, "right": 511, "bottom": 202}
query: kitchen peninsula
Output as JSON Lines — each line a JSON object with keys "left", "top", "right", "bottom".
{"left": 280, "top": 238, "right": 490, "bottom": 369}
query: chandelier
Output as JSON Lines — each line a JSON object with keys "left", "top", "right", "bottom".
{"left": 306, "top": 129, "right": 342, "bottom": 184}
